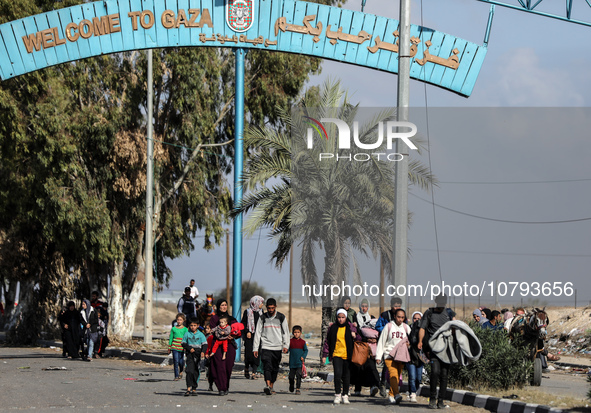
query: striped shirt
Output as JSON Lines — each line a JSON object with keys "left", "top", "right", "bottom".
{"left": 169, "top": 325, "right": 188, "bottom": 351}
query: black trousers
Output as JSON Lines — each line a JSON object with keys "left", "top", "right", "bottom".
{"left": 429, "top": 356, "right": 449, "bottom": 401}
{"left": 332, "top": 357, "right": 351, "bottom": 396}
{"left": 261, "top": 349, "right": 282, "bottom": 384}
{"left": 185, "top": 351, "right": 200, "bottom": 389}
{"left": 243, "top": 336, "right": 260, "bottom": 371}
{"left": 289, "top": 367, "right": 302, "bottom": 389}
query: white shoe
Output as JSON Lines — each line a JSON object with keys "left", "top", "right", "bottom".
{"left": 342, "top": 395, "right": 350, "bottom": 404}
{"left": 333, "top": 394, "right": 342, "bottom": 404}
{"left": 410, "top": 393, "right": 417, "bottom": 403}
{"left": 388, "top": 396, "right": 395, "bottom": 404}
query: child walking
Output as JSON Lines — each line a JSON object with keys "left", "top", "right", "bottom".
{"left": 322, "top": 309, "right": 357, "bottom": 405}
{"left": 169, "top": 313, "right": 188, "bottom": 380}
{"left": 376, "top": 308, "right": 410, "bottom": 405}
{"left": 181, "top": 318, "right": 208, "bottom": 396}
{"left": 288, "top": 325, "right": 308, "bottom": 395}
{"left": 210, "top": 316, "right": 231, "bottom": 360}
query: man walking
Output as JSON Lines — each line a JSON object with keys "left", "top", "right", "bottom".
{"left": 253, "top": 298, "right": 290, "bottom": 395}
{"left": 418, "top": 294, "right": 455, "bottom": 409}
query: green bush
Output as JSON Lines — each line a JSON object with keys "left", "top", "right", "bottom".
{"left": 447, "top": 324, "right": 532, "bottom": 390}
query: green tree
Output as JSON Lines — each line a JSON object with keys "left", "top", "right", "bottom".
{"left": 235, "top": 80, "right": 436, "bottom": 341}
{"left": 0, "top": 0, "right": 337, "bottom": 342}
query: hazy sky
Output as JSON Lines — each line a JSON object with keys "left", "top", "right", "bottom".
{"left": 166, "top": 1, "right": 591, "bottom": 309}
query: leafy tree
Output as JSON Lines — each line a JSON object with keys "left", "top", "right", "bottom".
{"left": 0, "top": 0, "right": 335, "bottom": 341}
{"left": 235, "top": 80, "right": 435, "bottom": 344}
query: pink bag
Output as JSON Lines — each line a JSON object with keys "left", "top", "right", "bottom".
{"left": 301, "top": 362, "right": 307, "bottom": 378}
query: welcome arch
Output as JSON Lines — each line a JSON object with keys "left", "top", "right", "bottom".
{"left": 0, "top": 0, "right": 487, "bottom": 96}
{"left": 0, "top": 0, "right": 489, "bottom": 342}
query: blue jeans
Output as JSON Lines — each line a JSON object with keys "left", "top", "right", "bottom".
{"left": 87, "top": 337, "right": 95, "bottom": 359}
{"left": 172, "top": 350, "right": 185, "bottom": 378}
{"left": 406, "top": 362, "right": 423, "bottom": 394}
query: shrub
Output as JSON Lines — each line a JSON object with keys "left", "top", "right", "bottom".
{"left": 447, "top": 324, "right": 532, "bottom": 390}
{"left": 217, "top": 281, "right": 269, "bottom": 305}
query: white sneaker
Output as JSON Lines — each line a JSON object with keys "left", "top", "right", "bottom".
{"left": 333, "top": 394, "right": 342, "bottom": 404}
{"left": 342, "top": 395, "right": 350, "bottom": 404}
{"left": 388, "top": 396, "right": 395, "bottom": 404}
{"left": 410, "top": 393, "right": 417, "bottom": 403}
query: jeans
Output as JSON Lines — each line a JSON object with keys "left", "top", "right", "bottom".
{"left": 87, "top": 337, "right": 95, "bottom": 359}
{"left": 406, "top": 362, "right": 424, "bottom": 394}
{"left": 429, "top": 356, "right": 449, "bottom": 401}
{"left": 172, "top": 350, "right": 185, "bottom": 378}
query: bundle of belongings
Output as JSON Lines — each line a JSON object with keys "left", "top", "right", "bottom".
{"left": 428, "top": 320, "right": 482, "bottom": 366}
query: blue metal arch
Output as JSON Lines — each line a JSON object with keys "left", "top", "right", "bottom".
{"left": 0, "top": 0, "right": 487, "bottom": 96}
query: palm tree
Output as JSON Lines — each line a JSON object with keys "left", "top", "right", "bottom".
{"left": 235, "top": 80, "right": 435, "bottom": 339}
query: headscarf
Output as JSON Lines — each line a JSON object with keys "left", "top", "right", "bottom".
{"left": 247, "top": 295, "right": 265, "bottom": 333}
{"left": 81, "top": 299, "right": 92, "bottom": 321}
{"left": 356, "top": 299, "right": 372, "bottom": 328}
{"left": 473, "top": 309, "right": 481, "bottom": 317}
{"left": 340, "top": 296, "right": 352, "bottom": 308}
{"left": 215, "top": 299, "right": 229, "bottom": 318}
{"left": 358, "top": 298, "right": 369, "bottom": 314}
{"left": 411, "top": 311, "right": 423, "bottom": 322}
{"left": 504, "top": 311, "right": 514, "bottom": 321}
{"left": 336, "top": 309, "right": 348, "bottom": 324}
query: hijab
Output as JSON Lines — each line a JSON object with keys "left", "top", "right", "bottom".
{"left": 336, "top": 308, "right": 348, "bottom": 326}
{"left": 356, "top": 299, "right": 372, "bottom": 328}
{"left": 216, "top": 299, "right": 229, "bottom": 318}
{"left": 247, "top": 295, "right": 265, "bottom": 333}
{"left": 81, "top": 299, "right": 92, "bottom": 321}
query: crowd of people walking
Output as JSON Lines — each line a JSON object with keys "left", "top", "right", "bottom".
{"left": 62, "top": 283, "right": 489, "bottom": 409}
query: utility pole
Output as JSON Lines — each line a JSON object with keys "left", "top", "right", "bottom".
{"left": 379, "top": 256, "right": 384, "bottom": 315}
{"left": 289, "top": 246, "right": 293, "bottom": 328}
{"left": 143, "top": 48, "right": 154, "bottom": 345}
{"left": 226, "top": 231, "right": 230, "bottom": 305}
{"left": 232, "top": 48, "right": 245, "bottom": 360}
{"left": 393, "top": 0, "right": 411, "bottom": 309}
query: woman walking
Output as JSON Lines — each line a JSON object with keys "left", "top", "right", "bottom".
{"left": 322, "top": 309, "right": 357, "bottom": 405}
{"left": 209, "top": 299, "right": 239, "bottom": 395}
{"left": 242, "top": 295, "right": 264, "bottom": 379}
{"left": 376, "top": 308, "right": 410, "bottom": 405}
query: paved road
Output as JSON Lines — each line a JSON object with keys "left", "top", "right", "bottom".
{"left": 0, "top": 346, "right": 479, "bottom": 413}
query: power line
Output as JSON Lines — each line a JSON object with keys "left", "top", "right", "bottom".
{"left": 440, "top": 178, "right": 591, "bottom": 185}
{"left": 410, "top": 193, "right": 591, "bottom": 224}
{"left": 414, "top": 248, "right": 591, "bottom": 258}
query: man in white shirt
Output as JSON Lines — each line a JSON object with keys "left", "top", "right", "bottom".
{"left": 187, "top": 279, "right": 199, "bottom": 299}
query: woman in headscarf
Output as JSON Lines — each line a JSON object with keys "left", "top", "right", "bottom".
{"left": 80, "top": 299, "right": 99, "bottom": 361}
{"left": 351, "top": 301, "right": 380, "bottom": 397}
{"left": 242, "top": 295, "right": 265, "bottom": 379}
{"left": 209, "top": 299, "right": 238, "bottom": 395}
{"left": 323, "top": 308, "right": 358, "bottom": 405}
{"left": 59, "top": 301, "right": 82, "bottom": 359}
{"left": 356, "top": 298, "right": 374, "bottom": 329}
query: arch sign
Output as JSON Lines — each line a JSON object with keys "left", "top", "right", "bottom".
{"left": 0, "top": 0, "right": 486, "bottom": 96}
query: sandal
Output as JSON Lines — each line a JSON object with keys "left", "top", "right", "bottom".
{"left": 191, "top": 390, "right": 198, "bottom": 396}
{"left": 184, "top": 391, "right": 191, "bottom": 397}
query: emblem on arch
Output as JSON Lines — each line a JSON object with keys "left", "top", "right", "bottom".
{"left": 226, "top": 0, "right": 255, "bottom": 32}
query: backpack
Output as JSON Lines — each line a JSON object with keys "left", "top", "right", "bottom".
{"left": 261, "top": 311, "right": 286, "bottom": 335}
